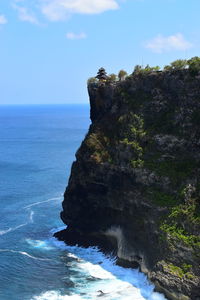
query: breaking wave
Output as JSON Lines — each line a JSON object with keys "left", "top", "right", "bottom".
{"left": 31, "top": 229, "right": 167, "bottom": 300}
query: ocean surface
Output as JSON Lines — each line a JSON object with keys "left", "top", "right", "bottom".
{"left": 0, "top": 105, "right": 167, "bottom": 300}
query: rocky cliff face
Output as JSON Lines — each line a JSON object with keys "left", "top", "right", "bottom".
{"left": 55, "top": 69, "right": 200, "bottom": 300}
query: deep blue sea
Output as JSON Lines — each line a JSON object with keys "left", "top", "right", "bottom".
{"left": 0, "top": 105, "right": 167, "bottom": 300}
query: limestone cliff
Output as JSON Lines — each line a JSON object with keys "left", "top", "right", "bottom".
{"left": 55, "top": 69, "right": 200, "bottom": 300}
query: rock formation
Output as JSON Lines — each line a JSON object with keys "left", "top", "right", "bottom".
{"left": 55, "top": 68, "right": 200, "bottom": 300}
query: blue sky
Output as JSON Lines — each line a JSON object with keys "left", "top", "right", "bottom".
{"left": 0, "top": 0, "right": 200, "bottom": 105}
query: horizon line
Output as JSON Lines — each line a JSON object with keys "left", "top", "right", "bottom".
{"left": 0, "top": 102, "right": 90, "bottom": 107}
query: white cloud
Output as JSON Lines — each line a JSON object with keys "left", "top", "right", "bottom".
{"left": 0, "top": 15, "right": 7, "bottom": 25}
{"left": 12, "top": 3, "right": 39, "bottom": 24}
{"left": 66, "top": 32, "right": 87, "bottom": 40}
{"left": 145, "top": 33, "right": 193, "bottom": 53}
{"left": 41, "top": 0, "right": 119, "bottom": 21}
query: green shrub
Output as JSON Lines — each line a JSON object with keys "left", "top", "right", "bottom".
{"left": 130, "top": 159, "right": 144, "bottom": 168}
{"left": 132, "top": 64, "right": 160, "bottom": 74}
{"left": 107, "top": 73, "right": 117, "bottom": 82}
{"left": 188, "top": 56, "right": 200, "bottom": 75}
{"left": 87, "top": 77, "right": 98, "bottom": 84}
{"left": 164, "top": 59, "right": 187, "bottom": 71}
{"left": 118, "top": 113, "right": 146, "bottom": 140}
{"left": 160, "top": 223, "right": 200, "bottom": 248}
{"left": 118, "top": 113, "right": 145, "bottom": 168}
{"left": 118, "top": 69, "right": 128, "bottom": 81}
{"left": 86, "top": 133, "right": 111, "bottom": 163}
{"left": 133, "top": 65, "right": 142, "bottom": 74}
{"left": 164, "top": 263, "right": 193, "bottom": 279}
{"left": 160, "top": 200, "right": 200, "bottom": 249}
{"left": 171, "top": 59, "right": 187, "bottom": 70}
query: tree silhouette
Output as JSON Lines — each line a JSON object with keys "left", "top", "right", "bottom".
{"left": 118, "top": 69, "right": 128, "bottom": 81}
{"left": 107, "top": 73, "right": 117, "bottom": 82}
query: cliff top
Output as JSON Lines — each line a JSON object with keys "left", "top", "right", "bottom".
{"left": 88, "top": 57, "right": 200, "bottom": 87}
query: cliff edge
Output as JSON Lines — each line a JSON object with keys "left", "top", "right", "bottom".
{"left": 55, "top": 69, "right": 200, "bottom": 300}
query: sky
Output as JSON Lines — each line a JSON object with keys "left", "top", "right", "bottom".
{"left": 0, "top": 0, "right": 200, "bottom": 105}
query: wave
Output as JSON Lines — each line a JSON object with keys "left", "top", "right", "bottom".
{"left": 48, "top": 236, "right": 167, "bottom": 300}
{"left": 0, "top": 223, "right": 27, "bottom": 236}
{"left": 32, "top": 287, "right": 165, "bottom": 300}
{"left": 0, "top": 196, "right": 61, "bottom": 237}
{"left": 29, "top": 227, "right": 167, "bottom": 300}
{"left": 0, "top": 209, "right": 35, "bottom": 236}
{"left": 26, "top": 239, "right": 54, "bottom": 251}
{"left": 23, "top": 196, "right": 62, "bottom": 209}
{"left": 32, "top": 291, "right": 83, "bottom": 300}
{"left": 29, "top": 210, "right": 34, "bottom": 223}
{"left": 0, "top": 249, "right": 50, "bottom": 261}
{"left": 50, "top": 226, "right": 67, "bottom": 235}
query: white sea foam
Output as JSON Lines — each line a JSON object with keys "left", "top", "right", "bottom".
{"left": 30, "top": 228, "right": 167, "bottom": 300}
{"left": 0, "top": 223, "right": 27, "bottom": 236}
{"left": 149, "top": 294, "right": 168, "bottom": 300}
{"left": 0, "top": 208, "right": 36, "bottom": 236}
{"left": 48, "top": 235, "right": 167, "bottom": 300}
{"left": 79, "top": 261, "right": 115, "bottom": 280}
{"left": 0, "top": 249, "right": 50, "bottom": 261}
{"left": 0, "top": 228, "right": 13, "bottom": 235}
{"left": 29, "top": 210, "right": 34, "bottom": 223}
{"left": 50, "top": 226, "right": 67, "bottom": 234}
{"left": 23, "top": 197, "right": 62, "bottom": 209}
{"left": 26, "top": 239, "right": 54, "bottom": 250}
{"left": 32, "top": 291, "right": 83, "bottom": 300}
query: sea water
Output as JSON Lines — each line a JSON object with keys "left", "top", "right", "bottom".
{"left": 0, "top": 105, "right": 167, "bottom": 300}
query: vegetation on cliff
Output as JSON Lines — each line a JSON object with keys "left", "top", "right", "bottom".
{"left": 58, "top": 57, "right": 200, "bottom": 300}
{"left": 88, "top": 57, "right": 200, "bottom": 85}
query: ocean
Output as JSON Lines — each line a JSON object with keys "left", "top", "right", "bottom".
{"left": 0, "top": 105, "right": 167, "bottom": 300}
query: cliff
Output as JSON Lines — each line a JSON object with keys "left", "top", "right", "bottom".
{"left": 55, "top": 69, "right": 200, "bottom": 300}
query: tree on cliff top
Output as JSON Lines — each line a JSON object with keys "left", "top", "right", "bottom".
{"left": 96, "top": 67, "right": 108, "bottom": 81}
{"left": 164, "top": 59, "right": 187, "bottom": 71}
{"left": 87, "top": 77, "right": 98, "bottom": 85}
{"left": 118, "top": 69, "right": 128, "bottom": 81}
{"left": 188, "top": 56, "right": 200, "bottom": 75}
{"left": 107, "top": 73, "right": 117, "bottom": 83}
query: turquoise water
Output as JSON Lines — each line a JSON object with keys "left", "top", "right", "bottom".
{"left": 0, "top": 105, "right": 167, "bottom": 300}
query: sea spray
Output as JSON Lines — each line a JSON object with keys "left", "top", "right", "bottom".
{"left": 35, "top": 231, "right": 167, "bottom": 300}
